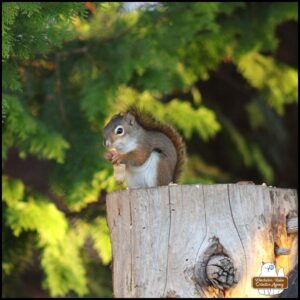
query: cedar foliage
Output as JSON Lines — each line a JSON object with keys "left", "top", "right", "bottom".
{"left": 2, "top": 2, "right": 298, "bottom": 297}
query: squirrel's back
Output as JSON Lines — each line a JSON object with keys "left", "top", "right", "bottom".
{"left": 124, "top": 106, "right": 186, "bottom": 183}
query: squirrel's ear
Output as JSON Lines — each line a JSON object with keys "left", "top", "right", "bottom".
{"left": 125, "top": 113, "right": 135, "bottom": 126}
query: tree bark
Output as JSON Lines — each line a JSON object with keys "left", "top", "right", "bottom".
{"left": 106, "top": 184, "right": 298, "bottom": 298}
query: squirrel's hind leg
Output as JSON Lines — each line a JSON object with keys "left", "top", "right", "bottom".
{"left": 156, "top": 158, "right": 173, "bottom": 186}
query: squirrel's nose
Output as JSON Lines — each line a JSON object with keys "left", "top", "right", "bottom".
{"left": 103, "top": 139, "right": 111, "bottom": 148}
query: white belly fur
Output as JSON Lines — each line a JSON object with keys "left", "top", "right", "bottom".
{"left": 126, "top": 151, "right": 160, "bottom": 188}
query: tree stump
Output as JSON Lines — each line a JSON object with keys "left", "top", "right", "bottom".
{"left": 106, "top": 184, "right": 298, "bottom": 298}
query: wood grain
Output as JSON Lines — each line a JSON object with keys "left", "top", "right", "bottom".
{"left": 106, "top": 184, "right": 298, "bottom": 298}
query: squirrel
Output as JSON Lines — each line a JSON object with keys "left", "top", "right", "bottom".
{"left": 103, "top": 106, "right": 186, "bottom": 188}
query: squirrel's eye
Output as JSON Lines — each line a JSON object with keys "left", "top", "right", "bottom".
{"left": 114, "top": 126, "right": 124, "bottom": 136}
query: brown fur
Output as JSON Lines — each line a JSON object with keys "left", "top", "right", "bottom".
{"left": 123, "top": 106, "right": 186, "bottom": 183}
{"left": 116, "top": 147, "right": 150, "bottom": 166}
{"left": 156, "top": 158, "right": 173, "bottom": 185}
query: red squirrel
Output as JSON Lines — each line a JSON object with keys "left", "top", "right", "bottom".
{"left": 103, "top": 106, "right": 186, "bottom": 188}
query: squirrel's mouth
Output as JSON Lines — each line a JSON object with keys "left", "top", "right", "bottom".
{"left": 111, "top": 141, "right": 124, "bottom": 152}
{"left": 115, "top": 145, "right": 126, "bottom": 154}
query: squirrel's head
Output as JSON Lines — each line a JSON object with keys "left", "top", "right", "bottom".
{"left": 103, "top": 112, "right": 141, "bottom": 154}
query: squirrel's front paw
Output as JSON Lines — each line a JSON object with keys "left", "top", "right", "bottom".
{"left": 111, "top": 152, "right": 122, "bottom": 165}
{"left": 104, "top": 149, "right": 122, "bottom": 165}
{"left": 104, "top": 150, "right": 115, "bottom": 161}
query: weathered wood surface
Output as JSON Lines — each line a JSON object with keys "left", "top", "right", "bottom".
{"left": 106, "top": 184, "right": 298, "bottom": 298}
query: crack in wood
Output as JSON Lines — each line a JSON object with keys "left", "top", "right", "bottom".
{"left": 129, "top": 190, "right": 133, "bottom": 297}
{"left": 162, "top": 185, "right": 173, "bottom": 297}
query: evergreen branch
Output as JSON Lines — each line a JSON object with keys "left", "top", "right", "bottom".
{"left": 58, "top": 46, "right": 89, "bottom": 57}
{"left": 55, "top": 53, "right": 69, "bottom": 128}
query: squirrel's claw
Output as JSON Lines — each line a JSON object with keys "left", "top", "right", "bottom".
{"left": 104, "top": 148, "right": 121, "bottom": 164}
{"left": 111, "top": 153, "right": 122, "bottom": 165}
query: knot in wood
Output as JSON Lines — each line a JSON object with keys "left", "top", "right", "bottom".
{"left": 206, "top": 255, "right": 237, "bottom": 289}
{"left": 275, "top": 247, "right": 290, "bottom": 256}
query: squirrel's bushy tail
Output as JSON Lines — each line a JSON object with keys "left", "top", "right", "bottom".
{"left": 125, "top": 106, "right": 186, "bottom": 183}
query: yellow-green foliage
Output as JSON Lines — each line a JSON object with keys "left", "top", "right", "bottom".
{"left": 3, "top": 177, "right": 88, "bottom": 296}
{"left": 72, "top": 218, "right": 112, "bottom": 266}
{"left": 3, "top": 96, "right": 70, "bottom": 163}
{"left": 41, "top": 237, "right": 88, "bottom": 296}
{"left": 113, "top": 87, "right": 221, "bottom": 140}
{"left": 238, "top": 52, "right": 298, "bottom": 115}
